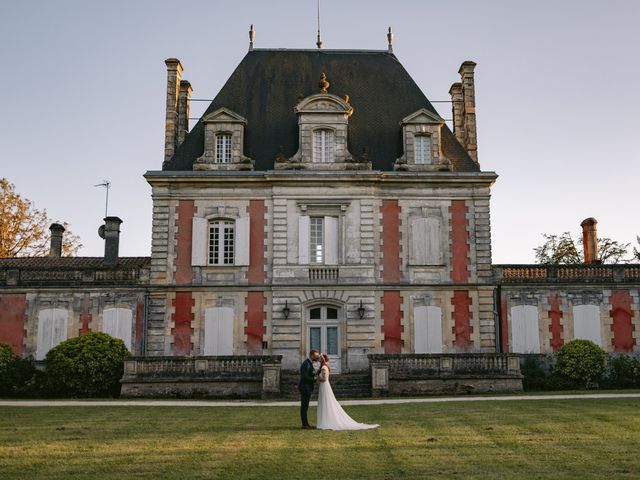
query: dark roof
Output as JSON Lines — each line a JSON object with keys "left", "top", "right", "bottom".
{"left": 0, "top": 257, "right": 150, "bottom": 269}
{"left": 164, "top": 49, "right": 479, "bottom": 172}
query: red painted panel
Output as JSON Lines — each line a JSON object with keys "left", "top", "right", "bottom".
{"left": 449, "top": 200, "right": 470, "bottom": 283}
{"left": 380, "top": 200, "right": 401, "bottom": 283}
{"left": 174, "top": 200, "right": 196, "bottom": 285}
{"left": 79, "top": 295, "right": 92, "bottom": 335}
{"left": 247, "top": 200, "right": 266, "bottom": 284}
{"left": 172, "top": 292, "right": 193, "bottom": 355}
{"left": 0, "top": 294, "right": 26, "bottom": 355}
{"left": 548, "top": 293, "right": 564, "bottom": 352}
{"left": 245, "top": 291, "right": 266, "bottom": 354}
{"left": 610, "top": 290, "right": 635, "bottom": 352}
{"left": 135, "top": 296, "right": 145, "bottom": 355}
{"left": 381, "top": 291, "right": 403, "bottom": 353}
{"left": 500, "top": 291, "right": 509, "bottom": 352}
{"left": 452, "top": 290, "right": 473, "bottom": 351}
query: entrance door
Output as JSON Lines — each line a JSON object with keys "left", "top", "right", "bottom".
{"left": 308, "top": 306, "right": 341, "bottom": 373}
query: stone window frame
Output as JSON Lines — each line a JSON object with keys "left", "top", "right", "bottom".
{"left": 194, "top": 107, "right": 253, "bottom": 170}
{"left": 207, "top": 217, "right": 236, "bottom": 266}
{"left": 395, "top": 108, "right": 450, "bottom": 171}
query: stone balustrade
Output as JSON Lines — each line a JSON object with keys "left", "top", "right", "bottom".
{"left": 120, "top": 355, "right": 282, "bottom": 399}
{"left": 495, "top": 264, "right": 640, "bottom": 284}
{"left": 368, "top": 353, "right": 522, "bottom": 396}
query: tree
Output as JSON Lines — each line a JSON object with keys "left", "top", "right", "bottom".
{"left": 634, "top": 236, "right": 640, "bottom": 262}
{"left": 534, "top": 231, "right": 630, "bottom": 265}
{"left": 0, "top": 178, "right": 82, "bottom": 257}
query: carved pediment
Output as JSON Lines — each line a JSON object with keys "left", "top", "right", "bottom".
{"left": 401, "top": 108, "right": 444, "bottom": 126}
{"left": 295, "top": 93, "right": 352, "bottom": 115}
{"left": 202, "top": 107, "right": 247, "bottom": 124}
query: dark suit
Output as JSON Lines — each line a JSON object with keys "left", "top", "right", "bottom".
{"left": 298, "top": 358, "right": 316, "bottom": 426}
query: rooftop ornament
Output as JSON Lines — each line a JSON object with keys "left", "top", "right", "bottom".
{"left": 387, "top": 27, "right": 393, "bottom": 54}
{"left": 249, "top": 24, "right": 255, "bottom": 51}
{"left": 319, "top": 72, "right": 330, "bottom": 93}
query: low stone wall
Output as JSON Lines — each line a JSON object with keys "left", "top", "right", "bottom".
{"left": 120, "top": 356, "right": 282, "bottom": 399}
{"left": 368, "top": 353, "right": 523, "bottom": 396}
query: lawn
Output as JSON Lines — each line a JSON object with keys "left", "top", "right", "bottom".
{"left": 0, "top": 398, "right": 638, "bottom": 479}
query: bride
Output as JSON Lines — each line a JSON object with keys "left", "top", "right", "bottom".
{"left": 316, "top": 354, "right": 379, "bottom": 430}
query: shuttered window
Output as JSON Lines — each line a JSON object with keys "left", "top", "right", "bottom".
{"left": 415, "top": 135, "right": 432, "bottom": 164}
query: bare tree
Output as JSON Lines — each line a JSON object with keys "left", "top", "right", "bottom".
{"left": 0, "top": 178, "right": 82, "bottom": 257}
{"left": 534, "top": 231, "right": 630, "bottom": 265}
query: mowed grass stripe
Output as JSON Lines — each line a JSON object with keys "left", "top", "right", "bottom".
{"left": 0, "top": 399, "right": 638, "bottom": 479}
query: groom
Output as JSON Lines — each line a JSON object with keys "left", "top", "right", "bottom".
{"left": 298, "top": 349, "right": 320, "bottom": 429}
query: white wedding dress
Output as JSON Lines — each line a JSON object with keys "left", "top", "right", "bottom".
{"left": 316, "top": 366, "right": 379, "bottom": 430}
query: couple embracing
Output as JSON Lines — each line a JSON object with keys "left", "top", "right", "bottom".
{"left": 298, "top": 349, "right": 379, "bottom": 430}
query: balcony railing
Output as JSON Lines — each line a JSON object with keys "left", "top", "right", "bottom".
{"left": 309, "top": 267, "right": 339, "bottom": 281}
{"left": 494, "top": 264, "right": 640, "bottom": 284}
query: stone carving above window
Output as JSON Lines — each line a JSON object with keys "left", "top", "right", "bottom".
{"left": 395, "top": 109, "right": 451, "bottom": 172}
{"left": 276, "top": 76, "right": 369, "bottom": 170}
{"left": 194, "top": 108, "right": 254, "bottom": 171}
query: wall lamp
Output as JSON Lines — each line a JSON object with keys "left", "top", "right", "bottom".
{"left": 282, "top": 300, "right": 290, "bottom": 319}
{"left": 357, "top": 300, "right": 365, "bottom": 319}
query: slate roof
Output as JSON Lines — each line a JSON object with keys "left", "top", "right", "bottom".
{"left": 0, "top": 257, "right": 150, "bottom": 269}
{"left": 164, "top": 49, "right": 479, "bottom": 172}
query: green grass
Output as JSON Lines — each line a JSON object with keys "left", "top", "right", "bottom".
{"left": 0, "top": 398, "right": 639, "bottom": 479}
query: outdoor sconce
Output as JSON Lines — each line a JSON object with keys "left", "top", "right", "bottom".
{"left": 357, "top": 300, "right": 365, "bottom": 319}
{"left": 282, "top": 300, "right": 290, "bottom": 319}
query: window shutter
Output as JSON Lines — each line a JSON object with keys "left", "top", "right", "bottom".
{"left": 425, "top": 217, "right": 442, "bottom": 264}
{"left": 298, "top": 215, "right": 310, "bottom": 264}
{"left": 191, "top": 217, "right": 208, "bottom": 266}
{"left": 409, "top": 217, "right": 428, "bottom": 265}
{"left": 426, "top": 306, "right": 443, "bottom": 353}
{"left": 324, "top": 216, "right": 339, "bottom": 265}
{"left": 204, "top": 307, "right": 234, "bottom": 356}
{"left": 36, "top": 309, "right": 53, "bottom": 361}
{"left": 234, "top": 216, "right": 250, "bottom": 266}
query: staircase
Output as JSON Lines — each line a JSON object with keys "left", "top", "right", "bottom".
{"left": 280, "top": 372, "right": 371, "bottom": 399}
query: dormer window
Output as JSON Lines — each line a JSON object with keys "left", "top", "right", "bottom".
{"left": 313, "top": 129, "right": 335, "bottom": 163}
{"left": 215, "top": 134, "right": 232, "bottom": 163}
{"left": 415, "top": 135, "right": 432, "bottom": 164}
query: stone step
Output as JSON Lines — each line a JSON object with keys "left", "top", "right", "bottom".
{"left": 280, "top": 373, "right": 372, "bottom": 399}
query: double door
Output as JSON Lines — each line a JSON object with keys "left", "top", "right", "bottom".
{"left": 308, "top": 306, "right": 341, "bottom": 373}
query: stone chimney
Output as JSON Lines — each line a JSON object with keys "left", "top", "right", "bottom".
{"left": 581, "top": 217, "right": 599, "bottom": 264}
{"left": 457, "top": 61, "right": 478, "bottom": 164}
{"left": 177, "top": 80, "right": 192, "bottom": 147}
{"left": 164, "top": 58, "right": 183, "bottom": 164}
{"left": 102, "top": 217, "right": 123, "bottom": 267}
{"left": 48, "top": 223, "right": 65, "bottom": 257}
{"left": 449, "top": 82, "right": 465, "bottom": 146}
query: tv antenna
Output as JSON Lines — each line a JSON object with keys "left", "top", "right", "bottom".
{"left": 94, "top": 180, "right": 111, "bottom": 218}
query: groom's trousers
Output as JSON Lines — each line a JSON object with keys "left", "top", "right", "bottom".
{"left": 300, "top": 391, "right": 311, "bottom": 426}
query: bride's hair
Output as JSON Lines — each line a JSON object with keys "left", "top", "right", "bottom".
{"left": 320, "top": 354, "right": 330, "bottom": 370}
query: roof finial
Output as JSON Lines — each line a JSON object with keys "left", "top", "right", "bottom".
{"left": 387, "top": 27, "right": 393, "bottom": 54}
{"left": 249, "top": 24, "right": 255, "bottom": 51}
{"left": 319, "top": 72, "right": 330, "bottom": 93}
{"left": 316, "top": 0, "right": 323, "bottom": 49}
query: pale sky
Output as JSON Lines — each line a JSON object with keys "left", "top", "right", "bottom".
{"left": 1, "top": 0, "right": 638, "bottom": 263}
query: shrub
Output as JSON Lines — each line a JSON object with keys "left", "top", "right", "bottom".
{"left": 45, "top": 333, "right": 129, "bottom": 398}
{"left": 0, "top": 342, "right": 14, "bottom": 368}
{"left": 603, "top": 355, "right": 640, "bottom": 389}
{"left": 0, "top": 343, "right": 46, "bottom": 398}
{"left": 554, "top": 340, "right": 606, "bottom": 389}
{"left": 520, "top": 354, "right": 575, "bottom": 391}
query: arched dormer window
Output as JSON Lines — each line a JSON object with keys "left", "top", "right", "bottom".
{"left": 313, "top": 129, "right": 335, "bottom": 163}
{"left": 215, "top": 133, "right": 232, "bottom": 163}
{"left": 208, "top": 219, "right": 235, "bottom": 265}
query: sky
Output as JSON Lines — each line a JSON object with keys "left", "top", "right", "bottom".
{"left": 1, "top": 0, "right": 638, "bottom": 263}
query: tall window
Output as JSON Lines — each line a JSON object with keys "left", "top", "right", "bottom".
{"left": 415, "top": 135, "right": 432, "bottom": 164}
{"left": 215, "top": 134, "right": 232, "bottom": 163}
{"left": 208, "top": 219, "right": 235, "bottom": 265}
{"left": 313, "top": 129, "right": 335, "bottom": 163}
{"left": 310, "top": 217, "right": 324, "bottom": 264}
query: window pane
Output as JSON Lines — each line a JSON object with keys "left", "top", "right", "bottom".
{"left": 208, "top": 220, "right": 235, "bottom": 265}
{"left": 326, "top": 307, "right": 338, "bottom": 320}
{"left": 310, "top": 327, "right": 321, "bottom": 351}
{"left": 415, "top": 136, "right": 432, "bottom": 164}
{"left": 216, "top": 134, "right": 232, "bottom": 163}
{"left": 313, "top": 130, "right": 335, "bottom": 163}
{"left": 310, "top": 308, "right": 321, "bottom": 320}
{"left": 327, "top": 327, "right": 338, "bottom": 355}
{"left": 310, "top": 217, "right": 324, "bottom": 264}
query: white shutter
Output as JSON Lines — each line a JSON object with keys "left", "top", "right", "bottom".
{"left": 409, "top": 217, "right": 427, "bottom": 265}
{"left": 204, "top": 307, "right": 234, "bottom": 356}
{"left": 414, "top": 306, "right": 428, "bottom": 353}
{"left": 573, "top": 305, "right": 601, "bottom": 346}
{"left": 191, "top": 217, "right": 208, "bottom": 266}
{"left": 298, "top": 215, "right": 310, "bottom": 264}
{"left": 234, "top": 216, "right": 250, "bottom": 266}
{"left": 425, "top": 217, "right": 442, "bottom": 265}
{"left": 103, "top": 308, "right": 133, "bottom": 351}
{"left": 37, "top": 308, "right": 68, "bottom": 360}
{"left": 510, "top": 305, "right": 540, "bottom": 353}
{"left": 414, "top": 306, "right": 443, "bottom": 354}
{"left": 324, "top": 216, "right": 339, "bottom": 265}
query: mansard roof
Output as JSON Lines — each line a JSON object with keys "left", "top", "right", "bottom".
{"left": 164, "top": 49, "right": 479, "bottom": 172}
